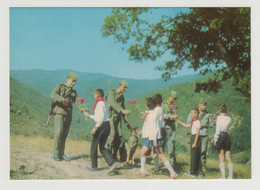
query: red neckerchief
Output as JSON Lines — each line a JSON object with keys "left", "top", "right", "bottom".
{"left": 155, "top": 105, "right": 161, "bottom": 108}
{"left": 222, "top": 113, "right": 228, "bottom": 116}
{"left": 93, "top": 97, "right": 104, "bottom": 112}
{"left": 141, "top": 113, "right": 149, "bottom": 120}
{"left": 190, "top": 117, "right": 199, "bottom": 132}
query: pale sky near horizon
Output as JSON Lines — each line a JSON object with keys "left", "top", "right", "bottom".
{"left": 10, "top": 7, "right": 197, "bottom": 80}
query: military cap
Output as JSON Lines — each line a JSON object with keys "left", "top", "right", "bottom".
{"left": 120, "top": 80, "right": 128, "bottom": 87}
{"left": 169, "top": 90, "right": 178, "bottom": 99}
{"left": 198, "top": 98, "right": 207, "bottom": 105}
{"left": 67, "top": 72, "right": 78, "bottom": 81}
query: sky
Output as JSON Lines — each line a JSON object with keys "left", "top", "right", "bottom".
{"left": 10, "top": 7, "right": 196, "bottom": 80}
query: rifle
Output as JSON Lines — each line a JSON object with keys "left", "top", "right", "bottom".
{"left": 46, "top": 86, "right": 75, "bottom": 127}
{"left": 46, "top": 102, "right": 57, "bottom": 127}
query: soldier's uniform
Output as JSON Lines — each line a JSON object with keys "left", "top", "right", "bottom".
{"left": 161, "top": 90, "right": 178, "bottom": 169}
{"left": 50, "top": 73, "right": 78, "bottom": 161}
{"left": 186, "top": 99, "right": 214, "bottom": 175}
{"left": 106, "top": 81, "right": 129, "bottom": 160}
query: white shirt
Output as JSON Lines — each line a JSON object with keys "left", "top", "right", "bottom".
{"left": 90, "top": 101, "right": 109, "bottom": 128}
{"left": 191, "top": 120, "right": 200, "bottom": 135}
{"left": 154, "top": 106, "right": 163, "bottom": 139}
{"left": 214, "top": 114, "right": 232, "bottom": 142}
{"left": 142, "top": 110, "right": 159, "bottom": 140}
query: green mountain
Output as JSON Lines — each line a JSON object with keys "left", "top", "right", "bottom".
{"left": 10, "top": 69, "right": 201, "bottom": 106}
{"left": 10, "top": 77, "right": 53, "bottom": 137}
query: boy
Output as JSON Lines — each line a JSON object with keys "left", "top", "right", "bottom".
{"left": 177, "top": 108, "right": 201, "bottom": 177}
{"left": 83, "top": 89, "right": 118, "bottom": 174}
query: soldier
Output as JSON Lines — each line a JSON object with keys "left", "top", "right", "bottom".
{"left": 186, "top": 98, "right": 214, "bottom": 177}
{"left": 50, "top": 72, "right": 78, "bottom": 161}
{"left": 161, "top": 90, "right": 179, "bottom": 170}
{"left": 106, "top": 80, "right": 132, "bottom": 160}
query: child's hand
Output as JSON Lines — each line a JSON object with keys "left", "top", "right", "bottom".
{"left": 91, "top": 127, "right": 97, "bottom": 135}
{"left": 214, "top": 141, "right": 217, "bottom": 146}
{"left": 83, "top": 111, "right": 90, "bottom": 118}
{"left": 192, "top": 143, "right": 196, "bottom": 149}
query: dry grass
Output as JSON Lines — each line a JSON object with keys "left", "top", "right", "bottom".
{"left": 10, "top": 135, "right": 251, "bottom": 180}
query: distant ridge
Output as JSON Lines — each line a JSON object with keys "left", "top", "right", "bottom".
{"left": 10, "top": 69, "right": 202, "bottom": 101}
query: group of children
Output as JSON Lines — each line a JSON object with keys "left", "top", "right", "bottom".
{"left": 83, "top": 88, "right": 233, "bottom": 179}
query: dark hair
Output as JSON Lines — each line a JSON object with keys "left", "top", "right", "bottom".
{"left": 218, "top": 104, "right": 227, "bottom": 113}
{"left": 94, "top": 89, "right": 104, "bottom": 97}
{"left": 191, "top": 108, "right": 199, "bottom": 115}
{"left": 146, "top": 97, "right": 156, "bottom": 110}
{"left": 152, "top": 93, "right": 163, "bottom": 106}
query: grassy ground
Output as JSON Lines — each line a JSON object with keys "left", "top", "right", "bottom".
{"left": 10, "top": 135, "right": 251, "bottom": 180}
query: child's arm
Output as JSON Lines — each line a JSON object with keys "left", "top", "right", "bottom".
{"left": 192, "top": 127, "right": 200, "bottom": 149}
{"left": 176, "top": 119, "right": 190, "bottom": 128}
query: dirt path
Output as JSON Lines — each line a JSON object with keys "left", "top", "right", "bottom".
{"left": 10, "top": 135, "right": 250, "bottom": 180}
{"left": 10, "top": 135, "right": 173, "bottom": 179}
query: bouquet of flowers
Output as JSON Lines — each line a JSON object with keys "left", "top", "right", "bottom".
{"left": 77, "top": 97, "right": 87, "bottom": 112}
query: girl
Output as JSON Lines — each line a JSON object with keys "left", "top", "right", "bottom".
{"left": 214, "top": 104, "right": 233, "bottom": 179}
{"left": 140, "top": 97, "right": 177, "bottom": 179}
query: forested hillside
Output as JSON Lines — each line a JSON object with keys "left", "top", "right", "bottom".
{"left": 10, "top": 69, "right": 201, "bottom": 106}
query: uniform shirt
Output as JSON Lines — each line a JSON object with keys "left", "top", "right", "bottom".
{"left": 89, "top": 101, "right": 109, "bottom": 128}
{"left": 187, "top": 111, "right": 213, "bottom": 136}
{"left": 214, "top": 114, "right": 232, "bottom": 142}
{"left": 162, "top": 101, "right": 176, "bottom": 129}
{"left": 107, "top": 89, "right": 129, "bottom": 123}
{"left": 191, "top": 120, "right": 201, "bottom": 135}
{"left": 50, "top": 83, "right": 77, "bottom": 115}
{"left": 142, "top": 110, "right": 160, "bottom": 141}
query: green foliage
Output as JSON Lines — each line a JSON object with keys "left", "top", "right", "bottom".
{"left": 102, "top": 8, "right": 251, "bottom": 98}
{"left": 123, "top": 78, "right": 250, "bottom": 159}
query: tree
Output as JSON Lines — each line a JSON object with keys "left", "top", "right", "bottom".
{"left": 102, "top": 8, "right": 250, "bottom": 99}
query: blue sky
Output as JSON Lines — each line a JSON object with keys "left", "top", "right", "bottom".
{"left": 10, "top": 7, "right": 196, "bottom": 80}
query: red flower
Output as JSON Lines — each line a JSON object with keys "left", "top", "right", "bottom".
{"left": 77, "top": 97, "right": 86, "bottom": 105}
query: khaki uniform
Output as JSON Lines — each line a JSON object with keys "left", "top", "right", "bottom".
{"left": 106, "top": 89, "right": 129, "bottom": 160}
{"left": 161, "top": 101, "right": 177, "bottom": 168}
{"left": 51, "top": 83, "right": 77, "bottom": 158}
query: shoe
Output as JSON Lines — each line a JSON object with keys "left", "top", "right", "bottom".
{"left": 107, "top": 162, "right": 118, "bottom": 174}
{"left": 62, "top": 155, "right": 71, "bottom": 162}
{"left": 185, "top": 173, "right": 196, "bottom": 177}
{"left": 53, "top": 155, "right": 62, "bottom": 161}
{"left": 86, "top": 166, "right": 98, "bottom": 171}
{"left": 170, "top": 173, "right": 178, "bottom": 179}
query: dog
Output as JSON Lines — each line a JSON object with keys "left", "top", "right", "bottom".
{"left": 119, "top": 128, "right": 141, "bottom": 165}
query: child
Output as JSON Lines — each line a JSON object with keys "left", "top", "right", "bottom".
{"left": 83, "top": 89, "right": 118, "bottom": 174}
{"left": 214, "top": 104, "right": 233, "bottom": 179}
{"left": 140, "top": 97, "right": 177, "bottom": 179}
{"left": 177, "top": 108, "right": 201, "bottom": 177}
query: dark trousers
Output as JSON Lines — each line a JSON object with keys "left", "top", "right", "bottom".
{"left": 54, "top": 114, "right": 72, "bottom": 157}
{"left": 190, "top": 135, "right": 201, "bottom": 175}
{"left": 91, "top": 121, "right": 115, "bottom": 168}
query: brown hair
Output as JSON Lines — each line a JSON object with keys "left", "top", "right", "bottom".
{"left": 218, "top": 104, "right": 227, "bottom": 113}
